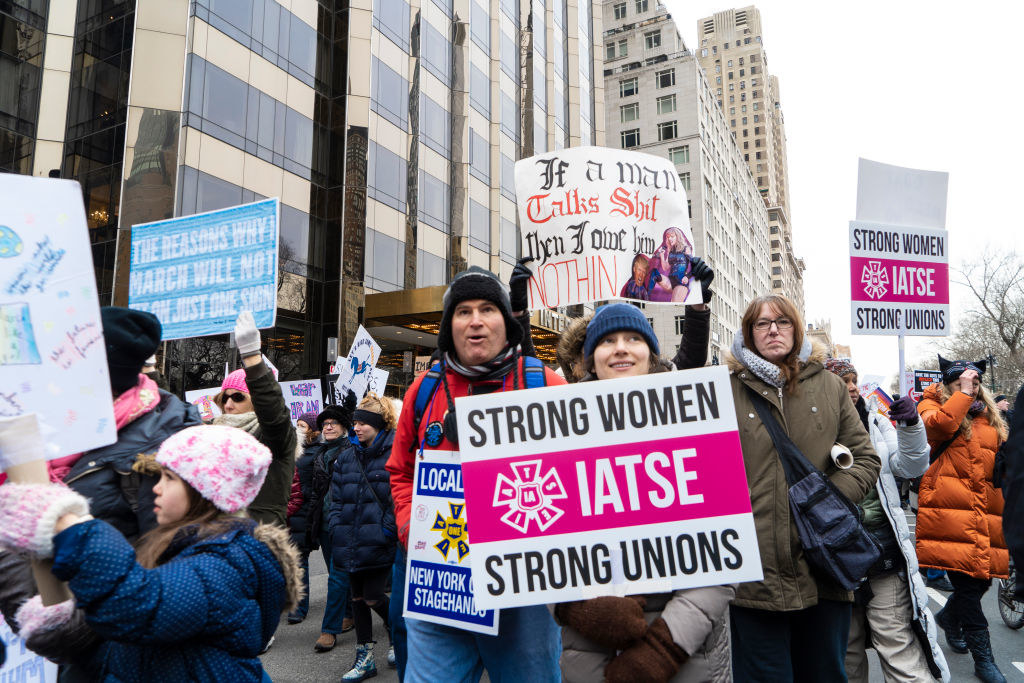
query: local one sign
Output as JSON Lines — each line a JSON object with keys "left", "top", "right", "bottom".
{"left": 849, "top": 221, "right": 949, "bottom": 336}
{"left": 455, "top": 366, "right": 761, "bottom": 610}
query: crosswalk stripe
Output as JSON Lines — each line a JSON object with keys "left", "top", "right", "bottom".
{"left": 1013, "top": 662, "right": 1024, "bottom": 674}
{"left": 926, "top": 587, "right": 948, "bottom": 607}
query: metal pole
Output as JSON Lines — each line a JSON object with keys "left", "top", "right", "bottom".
{"left": 898, "top": 335, "right": 908, "bottom": 396}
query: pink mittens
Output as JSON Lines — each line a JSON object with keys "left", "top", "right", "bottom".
{"left": 0, "top": 483, "right": 89, "bottom": 557}
{"left": 14, "top": 595, "right": 76, "bottom": 641}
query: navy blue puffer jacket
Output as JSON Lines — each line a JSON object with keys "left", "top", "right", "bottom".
{"left": 287, "top": 440, "right": 322, "bottom": 551}
{"left": 51, "top": 518, "right": 299, "bottom": 682}
{"left": 328, "top": 431, "right": 397, "bottom": 572}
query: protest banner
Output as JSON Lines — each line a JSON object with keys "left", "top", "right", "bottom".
{"left": 184, "top": 387, "right": 221, "bottom": 421}
{"left": 414, "top": 355, "right": 433, "bottom": 375}
{"left": 333, "top": 326, "right": 381, "bottom": 399}
{"left": 515, "top": 146, "right": 700, "bottom": 307}
{"left": 404, "top": 450, "right": 499, "bottom": 635}
{"left": 912, "top": 370, "right": 943, "bottom": 402}
{"left": 849, "top": 220, "right": 949, "bottom": 336}
{"left": 368, "top": 367, "right": 389, "bottom": 396}
{"left": 127, "top": 198, "right": 280, "bottom": 340}
{"left": 1, "top": 614, "right": 58, "bottom": 682}
{"left": 280, "top": 378, "right": 322, "bottom": 424}
{"left": 454, "top": 366, "right": 761, "bottom": 609}
{"left": 0, "top": 175, "right": 116, "bottom": 465}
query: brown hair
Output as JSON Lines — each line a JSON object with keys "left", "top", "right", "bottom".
{"left": 134, "top": 468, "right": 246, "bottom": 568}
{"left": 358, "top": 392, "right": 398, "bottom": 431}
{"left": 935, "top": 381, "right": 1008, "bottom": 443}
{"left": 740, "top": 294, "right": 806, "bottom": 391}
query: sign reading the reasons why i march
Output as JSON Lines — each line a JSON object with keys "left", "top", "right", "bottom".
{"left": 849, "top": 221, "right": 950, "bottom": 336}
{"left": 0, "top": 175, "right": 117, "bottom": 464}
{"left": 128, "top": 198, "right": 280, "bottom": 340}
{"left": 404, "top": 450, "right": 499, "bottom": 635}
{"left": 455, "top": 367, "right": 761, "bottom": 610}
{"left": 515, "top": 146, "right": 701, "bottom": 307}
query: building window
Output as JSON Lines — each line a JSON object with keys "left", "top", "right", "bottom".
{"left": 613, "top": 1, "right": 626, "bottom": 18}
{"left": 621, "top": 128, "right": 639, "bottom": 148}
{"left": 668, "top": 145, "right": 689, "bottom": 164}
{"left": 678, "top": 172, "right": 690, "bottom": 190}
{"left": 655, "top": 68, "right": 675, "bottom": 88}
{"left": 606, "top": 38, "right": 628, "bottom": 59}
{"left": 674, "top": 315, "right": 686, "bottom": 336}
{"left": 619, "top": 77, "right": 638, "bottom": 97}
{"left": 620, "top": 102, "right": 639, "bottom": 123}
{"left": 469, "top": 129, "right": 490, "bottom": 182}
{"left": 635, "top": 0, "right": 647, "bottom": 12}
{"left": 657, "top": 120, "right": 677, "bottom": 141}
{"left": 644, "top": 30, "right": 661, "bottom": 49}
{"left": 656, "top": 94, "right": 676, "bottom": 115}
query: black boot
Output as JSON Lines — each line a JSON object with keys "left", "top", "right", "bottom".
{"left": 963, "top": 629, "right": 1006, "bottom": 683}
{"left": 935, "top": 605, "right": 968, "bottom": 653}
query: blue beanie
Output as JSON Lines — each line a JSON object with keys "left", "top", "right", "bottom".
{"left": 583, "top": 303, "right": 660, "bottom": 359}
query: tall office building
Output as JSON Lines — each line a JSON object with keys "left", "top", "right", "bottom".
{"left": 695, "top": 5, "right": 804, "bottom": 316}
{"left": 601, "top": 0, "right": 771, "bottom": 362}
{"left": 1, "top": 0, "right": 603, "bottom": 392}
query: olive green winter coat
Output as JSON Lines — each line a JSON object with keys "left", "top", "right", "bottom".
{"left": 727, "top": 345, "right": 880, "bottom": 611}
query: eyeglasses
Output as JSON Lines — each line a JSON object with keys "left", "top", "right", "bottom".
{"left": 223, "top": 392, "right": 248, "bottom": 403}
{"left": 753, "top": 317, "right": 794, "bottom": 332}
{"left": 322, "top": 419, "right": 341, "bottom": 428}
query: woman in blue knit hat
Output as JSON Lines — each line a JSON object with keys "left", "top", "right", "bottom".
{"left": 555, "top": 302, "right": 734, "bottom": 683}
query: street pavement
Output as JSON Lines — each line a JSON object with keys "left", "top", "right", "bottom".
{"left": 263, "top": 510, "right": 1024, "bottom": 682}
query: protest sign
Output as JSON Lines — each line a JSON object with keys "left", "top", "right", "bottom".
{"left": 368, "top": 367, "right": 389, "bottom": 396}
{"left": 415, "top": 355, "right": 433, "bottom": 375}
{"left": 333, "top": 326, "right": 381, "bottom": 398}
{"left": 1, "top": 614, "right": 58, "bottom": 682}
{"left": 404, "top": 450, "right": 499, "bottom": 634}
{"left": 455, "top": 366, "right": 761, "bottom": 609}
{"left": 515, "top": 146, "right": 700, "bottom": 307}
{"left": 0, "top": 175, "right": 116, "bottom": 465}
{"left": 912, "top": 370, "right": 943, "bottom": 402}
{"left": 128, "top": 198, "right": 279, "bottom": 340}
{"left": 849, "top": 221, "right": 949, "bottom": 336}
{"left": 281, "top": 379, "right": 322, "bottom": 424}
{"left": 184, "top": 387, "right": 221, "bottom": 421}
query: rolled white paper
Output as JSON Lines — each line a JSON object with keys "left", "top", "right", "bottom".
{"left": 830, "top": 443, "right": 853, "bottom": 470}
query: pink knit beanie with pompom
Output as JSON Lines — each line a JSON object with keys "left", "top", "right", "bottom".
{"left": 156, "top": 425, "right": 271, "bottom": 513}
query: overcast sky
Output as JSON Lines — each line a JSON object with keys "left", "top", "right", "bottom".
{"left": 659, "top": 0, "right": 1024, "bottom": 386}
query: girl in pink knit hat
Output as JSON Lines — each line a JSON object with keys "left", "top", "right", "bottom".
{"left": 0, "top": 425, "right": 303, "bottom": 682}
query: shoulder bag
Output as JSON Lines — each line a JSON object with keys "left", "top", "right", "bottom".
{"left": 748, "top": 389, "right": 881, "bottom": 590}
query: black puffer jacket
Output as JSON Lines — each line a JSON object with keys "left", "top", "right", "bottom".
{"left": 64, "top": 390, "right": 201, "bottom": 541}
{"left": 288, "top": 440, "right": 322, "bottom": 551}
{"left": 305, "top": 438, "right": 347, "bottom": 550}
{"left": 328, "top": 431, "right": 397, "bottom": 572}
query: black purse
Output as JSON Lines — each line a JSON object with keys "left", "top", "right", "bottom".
{"left": 748, "top": 389, "right": 882, "bottom": 590}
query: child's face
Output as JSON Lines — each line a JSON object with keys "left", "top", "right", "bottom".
{"left": 153, "top": 468, "right": 190, "bottom": 525}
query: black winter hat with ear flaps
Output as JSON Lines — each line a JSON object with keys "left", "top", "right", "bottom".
{"left": 436, "top": 266, "right": 522, "bottom": 355}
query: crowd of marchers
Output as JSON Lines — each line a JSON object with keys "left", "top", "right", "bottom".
{"left": 0, "top": 257, "right": 1022, "bottom": 683}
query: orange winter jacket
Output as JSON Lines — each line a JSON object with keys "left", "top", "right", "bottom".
{"left": 915, "top": 383, "right": 1008, "bottom": 580}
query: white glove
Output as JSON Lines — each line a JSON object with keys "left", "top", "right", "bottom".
{"left": 234, "top": 311, "right": 262, "bottom": 358}
{"left": 0, "top": 414, "right": 45, "bottom": 471}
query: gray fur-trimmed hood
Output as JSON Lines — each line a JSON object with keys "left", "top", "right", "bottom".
{"left": 253, "top": 522, "right": 304, "bottom": 613}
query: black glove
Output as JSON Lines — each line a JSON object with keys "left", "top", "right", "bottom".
{"left": 341, "top": 389, "right": 357, "bottom": 430}
{"left": 509, "top": 257, "right": 534, "bottom": 312}
{"left": 888, "top": 395, "right": 919, "bottom": 426}
{"left": 689, "top": 257, "right": 714, "bottom": 304}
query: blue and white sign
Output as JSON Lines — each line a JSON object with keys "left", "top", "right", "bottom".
{"left": 128, "top": 199, "right": 280, "bottom": 340}
{"left": 404, "top": 450, "right": 499, "bottom": 635}
{"left": 1, "top": 613, "right": 58, "bottom": 682}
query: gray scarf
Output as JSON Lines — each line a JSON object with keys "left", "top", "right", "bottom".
{"left": 212, "top": 411, "right": 261, "bottom": 436}
{"left": 731, "top": 329, "right": 812, "bottom": 388}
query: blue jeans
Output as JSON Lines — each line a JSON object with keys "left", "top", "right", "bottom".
{"left": 317, "top": 528, "right": 352, "bottom": 633}
{"left": 731, "top": 600, "right": 852, "bottom": 682}
{"left": 404, "top": 606, "right": 560, "bottom": 683}
{"left": 390, "top": 547, "right": 408, "bottom": 679}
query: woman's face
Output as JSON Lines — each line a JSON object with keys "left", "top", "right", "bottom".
{"left": 951, "top": 374, "right": 980, "bottom": 399}
{"left": 752, "top": 303, "right": 795, "bottom": 364}
{"left": 353, "top": 420, "right": 380, "bottom": 445}
{"left": 297, "top": 421, "right": 310, "bottom": 437}
{"left": 841, "top": 373, "right": 859, "bottom": 403}
{"left": 221, "top": 391, "right": 253, "bottom": 414}
{"left": 153, "top": 468, "right": 190, "bottom": 525}
{"left": 321, "top": 418, "right": 343, "bottom": 441}
{"left": 666, "top": 231, "right": 678, "bottom": 249}
{"left": 593, "top": 331, "right": 651, "bottom": 380}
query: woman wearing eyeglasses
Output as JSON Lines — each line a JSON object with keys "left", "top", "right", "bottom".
{"left": 726, "top": 295, "right": 879, "bottom": 681}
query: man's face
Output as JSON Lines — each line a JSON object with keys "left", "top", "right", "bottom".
{"left": 452, "top": 299, "right": 507, "bottom": 365}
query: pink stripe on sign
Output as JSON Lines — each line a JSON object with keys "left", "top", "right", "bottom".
{"left": 850, "top": 257, "right": 949, "bottom": 304}
{"left": 462, "top": 430, "right": 750, "bottom": 544}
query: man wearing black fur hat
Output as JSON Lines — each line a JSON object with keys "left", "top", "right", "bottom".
{"left": 387, "top": 266, "right": 565, "bottom": 681}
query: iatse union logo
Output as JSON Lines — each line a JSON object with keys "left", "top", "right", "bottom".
{"left": 493, "top": 460, "right": 567, "bottom": 533}
{"left": 861, "top": 260, "right": 889, "bottom": 299}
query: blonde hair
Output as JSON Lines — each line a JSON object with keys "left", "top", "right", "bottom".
{"left": 936, "top": 381, "right": 1008, "bottom": 442}
{"left": 359, "top": 392, "right": 398, "bottom": 431}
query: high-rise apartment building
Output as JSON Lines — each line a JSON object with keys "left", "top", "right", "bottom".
{"left": 601, "top": 0, "right": 770, "bottom": 362}
{"left": 1, "top": 0, "right": 603, "bottom": 392}
{"left": 695, "top": 5, "right": 804, "bottom": 316}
